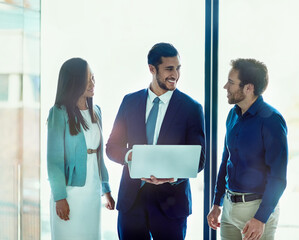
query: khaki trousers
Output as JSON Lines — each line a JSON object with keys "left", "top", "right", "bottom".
{"left": 220, "top": 193, "right": 280, "bottom": 240}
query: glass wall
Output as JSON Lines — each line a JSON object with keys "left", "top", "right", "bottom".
{"left": 218, "top": 0, "right": 299, "bottom": 238}
{"left": 3, "top": 0, "right": 298, "bottom": 239}
{"left": 41, "top": 0, "right": 205, "bottom": 239}
{"left": 0, "top": 1, "right": 40, "bottom": 239}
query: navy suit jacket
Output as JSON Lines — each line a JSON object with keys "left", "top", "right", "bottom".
{"left": 106, "top": 88, "right": 205, "bottom": 218}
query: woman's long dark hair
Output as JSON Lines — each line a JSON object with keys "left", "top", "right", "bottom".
{"left": 54, "top": 58, "right": 97, "bottom": 135}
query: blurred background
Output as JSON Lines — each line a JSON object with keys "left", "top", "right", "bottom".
{"left": 0, "top": 0, "right": 298, "bottom": 239}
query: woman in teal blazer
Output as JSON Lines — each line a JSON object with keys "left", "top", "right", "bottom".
{"left": 47, "top": 58, "right": 114, "bottom": 239}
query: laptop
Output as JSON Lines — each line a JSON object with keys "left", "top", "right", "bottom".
{"left": 126, "top": 145, "right": 202, "bottom": 178}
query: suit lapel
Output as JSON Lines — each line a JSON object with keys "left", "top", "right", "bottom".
{"left": 134, "top": 89, "right": 148, "bottom": 144}
{"left": 157, "top": 89, "right": 182, "bottom": 143}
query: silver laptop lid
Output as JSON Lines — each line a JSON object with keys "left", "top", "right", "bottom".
{"left": 127, "top": 145, "right": 202, "bottom": 178}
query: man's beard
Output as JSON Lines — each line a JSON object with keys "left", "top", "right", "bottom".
{"left": 156, "top": 73, "right": 176, "bottom": 91}
{"left": 157, "top": 75, "right": 169, "bottom": 91}
{"left": 228, "top": 88, "right": 245, "bottom": 104}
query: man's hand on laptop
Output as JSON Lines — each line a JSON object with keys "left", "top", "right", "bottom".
{"left": 124, "top": 151, "right": 132, "bottom": 164}
{"left": 141, "top": 175, "right": 175, "bottom": 185}
{"left": 128, "top": 152, "right": 132, "bottom": 161}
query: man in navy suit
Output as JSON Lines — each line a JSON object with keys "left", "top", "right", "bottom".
{"left": 106, "top": 42, "right": 206, "bottom": 240}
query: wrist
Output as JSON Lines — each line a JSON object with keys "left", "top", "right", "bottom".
{"left": 212, "top": 205, "right": 221, "bottom": 210}
{"left": 104, "top": 192, "right": 111, "bottom": 197}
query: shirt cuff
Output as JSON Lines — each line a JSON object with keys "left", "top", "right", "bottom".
{"left": 124, "top": 150, "right": 131, "bottom": 165}
{"left": 213, "top": 194, "right": 225, "bottom": 207}
{"left": 254, "top": 205, "right": 274, "bottom": 223}
{"left": 169, "top": 178, "right": 178, "bottom": 185}
{"left": 102, "top": 182, "right": 111, "bottom": 195}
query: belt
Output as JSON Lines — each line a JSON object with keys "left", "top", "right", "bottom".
{"left": 226, "top": 190, "right": 262, "bottom": 203}
{"left": 87, "top": 148, "right": 97, "bottom": 154}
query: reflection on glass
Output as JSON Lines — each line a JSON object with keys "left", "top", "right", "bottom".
{"left": 0, "top": 2, "right": 40, "bottom": 240}
{"left": 0, "top": 0, "right": 40, "bottom": 10}
{"left": 24, "top": 0, "right": 40, "bottom": 10}
{"left": 0, "top": 75, "right": 9, "bottom": 101}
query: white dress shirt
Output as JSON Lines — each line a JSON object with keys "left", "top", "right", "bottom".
{"left": 146, "top": 88, "right": 174, "bottom": 145}
{"left": 125, "top": 88, "right": 176, "bottom": 182}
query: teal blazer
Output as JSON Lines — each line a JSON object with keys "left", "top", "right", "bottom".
{"left": 47, "top": 105, "right": 111, "bottom": 201}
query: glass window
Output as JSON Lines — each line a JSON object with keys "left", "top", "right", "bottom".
{"left": 219, "top": 0, "right": 299, "bottom": 238}
{"left": 0, "top": 0, "right": 39, "bottom": 9}
{"left": 41, "top": 1, "right": 205, "bottom": 239}
{"left": 0, "top": 74, "right": 9, "bottom": 101}
{"left": 22, "top": 5, "right": 41, "bottom": 240}
{"left": 0, "top": 2, "right": 40, "bottom": 240}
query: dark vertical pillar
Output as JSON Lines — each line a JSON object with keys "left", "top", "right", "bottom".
{"left": 204, "top": 0, "right": 219, "bottom": 239}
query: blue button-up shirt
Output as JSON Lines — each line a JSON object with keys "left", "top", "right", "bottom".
{"left": 213, "top": 96, "right": 288, "bottom": 223}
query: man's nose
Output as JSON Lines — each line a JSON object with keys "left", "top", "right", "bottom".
{"left": 171, "top": 70, "right": 179, "bottom": 79}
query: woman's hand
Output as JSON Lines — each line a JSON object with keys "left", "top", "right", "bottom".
{"left": 104, "top": 192, "right": 115, "bottom": 210}
{"left": 56, "top": 198, "right": 70, "bottom": 221}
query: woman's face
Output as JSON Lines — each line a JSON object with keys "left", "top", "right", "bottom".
{"left": 81, "top": 65, "right": 95, "bottom": 98}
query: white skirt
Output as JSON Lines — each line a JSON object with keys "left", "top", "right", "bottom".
{"left": 50, "top": 154, "right": 102, "bottom": 240}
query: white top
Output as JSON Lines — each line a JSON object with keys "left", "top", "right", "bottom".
{"left": 146, "top": 88, "right": 174, "bottom": 144}
{"left": 80, "top": 109, "right": 101, "bottom": 192}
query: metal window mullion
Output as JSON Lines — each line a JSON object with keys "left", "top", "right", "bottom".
{"left": 204, "top": 0, "right": 219, "bottom": 239}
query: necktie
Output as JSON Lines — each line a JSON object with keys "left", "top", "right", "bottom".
{"left": 141, "top": 97, "right": 160, "bottom": 188}
{"left": 146, "top": 97, "right": 160, "bottom": 144}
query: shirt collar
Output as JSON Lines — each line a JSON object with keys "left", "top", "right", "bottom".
{"left": 148, "top": 88, "right": 174, "bottom": 104}
{"left": 235, "top": 95, "right": 264, "bottom": 117}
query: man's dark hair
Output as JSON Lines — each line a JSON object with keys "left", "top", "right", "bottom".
{"left": 231, "top": 58, "right": 269, "bottom": 96}
{"left": 147, "top": 42, "right": 179, "bottom": 70}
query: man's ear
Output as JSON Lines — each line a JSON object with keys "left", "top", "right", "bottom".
{"left": 244, "top": 83, "right": 255, "bottom": 94}
{"left": 149, "top": 64, "right": 156, "bottom": 75}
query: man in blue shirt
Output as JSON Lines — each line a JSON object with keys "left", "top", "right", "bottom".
{"left": 207, "top": 59, "right": 288, "bottom": 240}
